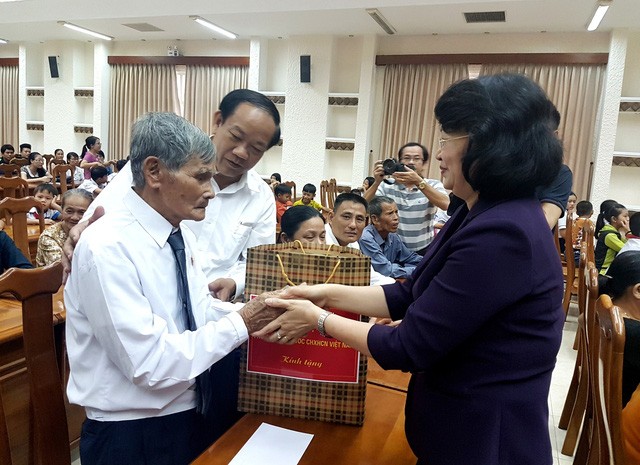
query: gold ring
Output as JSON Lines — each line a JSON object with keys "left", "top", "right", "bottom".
{"left": 276, "top": 331, "right": 282, "bottom": 340}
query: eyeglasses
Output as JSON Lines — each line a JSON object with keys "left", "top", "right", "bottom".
{"left": 438, "top": 135, "right": 469, "bottom": 149}
{"left": 400, "top": 156, "right": 423, "bottom": 163}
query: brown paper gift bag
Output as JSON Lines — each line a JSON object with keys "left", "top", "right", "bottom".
{"left": 239, "top": 241, "right": 371, "bottom": 425}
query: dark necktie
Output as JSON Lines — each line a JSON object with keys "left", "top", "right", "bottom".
{"left": 167, "top": 229, "right": 211, "bottom": 415}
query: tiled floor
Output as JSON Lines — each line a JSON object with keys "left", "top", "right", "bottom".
{"left": 549, "top": 305, "right": 580, "bottom": 465}
{"left": 71, "top": 305, "right": 582, "bottom": 465}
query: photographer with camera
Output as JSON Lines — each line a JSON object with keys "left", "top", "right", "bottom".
{"left": 364, "top": 142, "right": 449, "bottom": 254}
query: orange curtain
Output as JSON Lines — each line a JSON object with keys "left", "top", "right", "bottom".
{"left": 480, "top": 64, "right": 606, "bottom": 200}
{"left": 0, "top": 64, "right": 19, "bottom": 146}
{"left": 108, "top": 64, "right": 179, "bottom": 160}
{"left": 184, "top": 65, "right": 248, "bottom": 135}
{"left": 378, "top": 63, "right": 469, "bottom": 179}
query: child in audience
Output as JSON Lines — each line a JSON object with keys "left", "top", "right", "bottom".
{"left": 269, "top": 172, "right": 281, "bottom": 190}
{"left": 595, "top": 203, "right": 630, "bottom": 274}
{"left": 78, "top": 166, "right": 109, "bottom": 198}
{"left": 274, "top": 183, "right": 292, "bottom": 222}
{"left": 293, "top": 183, "right": 331, "bottom": 214}
{"left": 571, "top": 200, "right": 594, "bottom": 265}
{"left": 620, "top": 212, "right": 640, "bottom": 255}
{"left": 27, "top": 183, "right": 61, "bottom": 225}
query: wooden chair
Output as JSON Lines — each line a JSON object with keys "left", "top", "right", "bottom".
{"left": 320, "top": 180, "right": 329, "bottom": 208}
{"left": 562, "top": 216, "right": 579, "bottom": 315}
{"left": 0, "top": 262, "right": 69, "bottom": 465}
{"left": 590, "top": 294, "right": 626, "bottom": 465}
{"left": 0, "top": 197, "right": 45, "bottom": 262}
{"left": 284, "top": 181, "right": 297, "bottom": 201}
{"left": 42, "top": 154, "right": 54, "bottom": 170}
{"left": 0, "top": 177, "right": 30, "bottom": 200}
{"left": 51, "top": 164, "right": 75, "bottom": 194}
{"left": 0, "top": 390, "right": 11, "bottom": 465}
{"left": 48, "top": 158, "right": 66, "bottom": 173}
{"left": 327, "top": 178, "right": 338, "bottom": 210}
{"left": 10, "top": 157, "right": 29, "bottom": 167}
{"left": 561, "top": 262, "right": 599, "bottom": 458}
{"left": 0, "top": 164, "right": 21, "bottom": 178}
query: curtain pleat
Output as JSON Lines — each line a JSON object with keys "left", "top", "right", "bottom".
{"left": 378, "top": 64, "right": 469, "bottom": 178}
{"left": 108, "top": 64, "right": 179, "bottom": 160}
{"left": 0, "top": 65, "right": 19, "bottom": 146}
{"left": 183, "top": 65, "right": 248, "bottom": 135}
{"left": 480, "top": 64, "right": 606, "bottom": 199}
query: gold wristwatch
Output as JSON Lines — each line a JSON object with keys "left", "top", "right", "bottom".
{"left": 417, "top": 179, "right": 428, "bottom": 190}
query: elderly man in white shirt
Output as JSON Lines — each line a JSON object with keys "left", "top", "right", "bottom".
{"left": 84, "top": 89, "right": 280, "bottom": 302}
{"left": 65, "top": 112, "right": 282, "bottom": 465}
{"left": 324, "top": 192, "right": 394, "bottom": 286}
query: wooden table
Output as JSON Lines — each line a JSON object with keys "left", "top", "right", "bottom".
{"left": 0, "top": 287, "right": 84, "bottom": 465}
{"left": 193, "top": 383, "right": 417, "bottom": 465}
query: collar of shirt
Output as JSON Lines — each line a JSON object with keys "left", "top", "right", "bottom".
{"left": 211, "top": 169, "right": 263, "bottom": 196}
{"left": 122, "top": 188, "right": 174, "bottom": 248}
{"left": 366, "top": 224, "right": 388, "bottom": 248}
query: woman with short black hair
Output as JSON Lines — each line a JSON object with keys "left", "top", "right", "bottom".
{"left": 259, "top": 73, "right": 564, "bottom": 465}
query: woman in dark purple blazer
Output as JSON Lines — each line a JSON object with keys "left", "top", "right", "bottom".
{"left": 258, "top": 74, "right": 565, "bottom": 465}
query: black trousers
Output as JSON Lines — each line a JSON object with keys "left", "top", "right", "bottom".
{"left": 80, "top": 349, "right": 244, "bottom": 465}
{"left": 80, "top": 409, "right": 209, "bottom": 465}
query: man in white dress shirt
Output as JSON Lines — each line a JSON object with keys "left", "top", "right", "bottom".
{"left": 85, "top": 89, "right": 280, "bottom": 302}
{"left": 65, "top": 112, "right": 282, "bottom": 465}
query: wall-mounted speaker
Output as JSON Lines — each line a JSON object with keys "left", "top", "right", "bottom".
{"left": 48, "top": 56, "right": 59, "bottom": 78}
{"left": 300, "top": 55, "right": 311, "bottom": 83}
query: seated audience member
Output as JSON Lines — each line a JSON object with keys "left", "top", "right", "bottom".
{"left": 595, "top": 199, "right": 620, "bottom": 237}
{"left": 0, "top": 231, "right": 33, "bottom": 271}
{"left": 0, "top": 144, "right": 15, "bottom": 164}
{"left": 600, "top": 252, "right": 640, "bottom": 464}
{"left": 558, "top": 192, "right": 577, "bottom": 253}
{"left": 620, "top": 212, "right": 640, "bottom": 255}
{"left": 98, "top": 151, "right": 113, "bottom": 175}
{"left": 16, "top": 143, "right": 31, "bottom": 159}
{"left": 292, "top": 183, "right": 331, "bottom": 214}
{"left": 269, "top": 172, "right": 281, "bottom": 190}
{"left": 570, "top": 200, "right": 594, "bottom": 265}
{"left": 362, "top": 176, "right": 375, "bottom": 193}
{"left": 325, "top": 192, "right": 394, "bottom": 286}
{"left": 595, "top": 203, "right": 630, "bottom": 274}
{"left": 66, "top": 151, "right": 85, "bottom": 185}
{"left": 36, "top": 189, "right": 93, "bottom": 266}
{"left": 108, "top": 159, "right": 128, "bottom": 182}
{"left": 279, "top": 206, "right": 326, "bottom": 244}
{"left": 21, "top": 152, "right": 52, "bottom": 187}
{"left": 53, "top": 148, "right": 65, "bottom": 163}
{"left": 65, "top": 112, "right": 283, "bottom": 464}
{"left": 274, "top": 183, "right": 292, "bottom": 222}
{"left": 359, "top": 196, "right": 422, "bottom": 279}
{"left": 27, "top": 183, "right": 61, "bottom": 225}
{"left": 78, "top": 166, "right": 109, "bottom": 198}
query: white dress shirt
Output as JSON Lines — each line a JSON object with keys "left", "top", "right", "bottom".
{"left": 85, "top": 163, "right": 276, "bottom": 298}
{"left": 66, "top": 188, "right": 248, "bottom": 421}
{"left": 324, "top": 224, "right": 395, "bottom": 286}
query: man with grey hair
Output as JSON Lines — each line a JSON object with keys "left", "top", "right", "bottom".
{"left": 65, "top": 112, "right": 282, "bottom": 465}
{"left": 358, "top": 196, "right": 422, "bottom": 279}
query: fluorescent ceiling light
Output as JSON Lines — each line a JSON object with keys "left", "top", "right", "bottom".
{"left": 587, "top": 1, "right": 612, "bottom": 31}
{"left": 190, "top": 16, "right": 237, "bottom": 39}
{"left": 58, "top": 21, "right": 113, "bottom": 41}
{"left": 0, "top": 38, "right": 8, "bottom": 44}
{"left": 366, "top": 8, "right": 396, "bottom": 35}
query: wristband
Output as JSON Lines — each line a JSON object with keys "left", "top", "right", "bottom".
{"left": 317, "top": 310, "right": 332, "bottom": 337}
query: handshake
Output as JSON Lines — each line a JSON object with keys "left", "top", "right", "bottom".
{"left": 237, "top": 290, "right": 288, "bottom": 334}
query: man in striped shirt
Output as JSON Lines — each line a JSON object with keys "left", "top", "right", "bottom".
{"left": 365, "top": 142, "right": 449, "bottom": 254}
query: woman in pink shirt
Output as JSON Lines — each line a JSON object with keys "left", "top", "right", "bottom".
{"left": 80, "top": 136, "right": 104, "bottom": 179}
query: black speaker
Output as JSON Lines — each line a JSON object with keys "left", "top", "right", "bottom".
{"left": 300, "top": 55, "right": 311, "bottom": 83}
{"left": 48, "top": 56, "right": 59, "bottom": 78}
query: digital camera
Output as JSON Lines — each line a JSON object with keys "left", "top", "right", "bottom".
{"left": 382, "top": 158, "right": 406, "bottom": 175}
